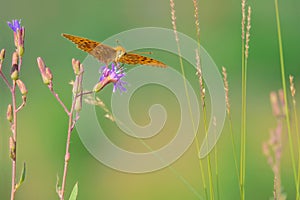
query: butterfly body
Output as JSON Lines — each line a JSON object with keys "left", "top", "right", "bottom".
{"left": 62, "top": 33, "right": 167, "bottom": 68}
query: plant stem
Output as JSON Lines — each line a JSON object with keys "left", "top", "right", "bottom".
{"left": 0, "top": 71, "right": 12, "bottom": 89}
{"left": 49, "top": 85, "right": 70, "bottom": 114}
{"left": 274, "top": 0, "right": 299, "bottom": 197}
{"left": 60, "top": 110, "right": 74, "bottom": 200}
{"left": 240, "top": 47, "right": 247, "bottom": 200}
{"left": 228, "top": 115, "right": 240, "bottom": 193}
{"left": 170, "top": 0, "right": 208, "bottom": 198}
{"left": 59, "top": 76, "right": 80, "bottom": 200}
{"left": 291, "top": 82, "right": 300, "bottom": 200}
{"left": 10, "top": 81, "right": 17, "bottom": 200}
{"left": 214, "top": 118, "right": 220, "bottom": 200}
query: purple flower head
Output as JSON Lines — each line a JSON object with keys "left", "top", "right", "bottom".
{"left": 7, "top": 19, "right": 25, "bottom": 56}
{"left": 98, "top": 63, "right": 127, "bottom": 93}
{"left": 7, "top": 19, "right": 21, "bottom": 32}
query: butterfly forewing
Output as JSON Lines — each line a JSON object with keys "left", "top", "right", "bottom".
{"left": 62, "top": 33, "right": 117, "bottom": 64}
{"left": 118, "top": 53, "right": 167, "bottom": 68}
{"left": 62, "top": 33, "right": 100, "bottom": 52}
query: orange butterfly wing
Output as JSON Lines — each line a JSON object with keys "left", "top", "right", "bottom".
{"left": 118, "top": 53, "right": 167, "bottom": 68}
{"left": 62, "top": 33, "right": 118, "bottom": 64}
{"left": 62, "top": 33, "right": 100, "bottom": 52}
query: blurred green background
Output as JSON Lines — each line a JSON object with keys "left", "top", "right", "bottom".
{"left": 1, "top": 0, "right": 300, "bottom": 199}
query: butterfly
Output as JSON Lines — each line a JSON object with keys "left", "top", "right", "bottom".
{"left": 62, "top": 33, "right": 167, "bottom": 68}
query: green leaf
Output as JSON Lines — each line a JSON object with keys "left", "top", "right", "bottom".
{"left": 15, "top": 162, "right": 26, "bottom": 190}
{"left": 68, "top": 182, "right": 78, "bottom": 200}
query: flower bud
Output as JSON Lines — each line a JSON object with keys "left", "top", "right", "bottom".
{"left": 10, "top": 52, "right": 19, "bottom": 80}
{"left": 72, "top": 58, "right": 81, "bottom": 75}
{"left": 37, "top": 57, "right": 46, "bottom": 72}
{"left": 0, "top": 49, "right": 5, "bottom": 61}
{"left": 74, "top": 95, "right": 82, "bottom": 112}
{"left": 93, "top": 81, "right": 105, "bottom": 93}
{"left": 9, "top": 136, "right": 16, "bottom": 161}
{"left": 41, "top": 67, "right": 53, "bottom": 85}
{"left": 10, "top": 64, "right": 19, "bottom": 80}
{"left": 73, "top": 70, "right": 83, "bottom": 94}
{"left": 45, "top": 67, "right": 53, "bottom": 81}
{"left": 12, "top": 51, "right": 18, "bottom": 66}
{"left": 18, "top": 46, "right": 24, "bottom": 57}
{"left": 16, "top": 79, "right": 28, "bottom": 95}
{"left": 0, "top": 49, "right": 5, "bottom": 71}
{"left": 18, "top": 27, "right": 25, "bottom": 56}
{"left": 73, "top": 74, "right": 83, "bottom": 112}
{"left": 6, "top": 104, "right": 13, "bottom": 122}
{"left": 21, "top": 27, "right": 25, "bottom": 42}
{"left": 71, "top": 79, "right": 76, "bottom": 94}
{"left": 42, "top": 76, "right": 50, "bottom": 85}
{"left": 13, "top": 32, "right": 18, "bottom": 48}
{"left": 37, "top": 57, "right": 52, "bottom": 84}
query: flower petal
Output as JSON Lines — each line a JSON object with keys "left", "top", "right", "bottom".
{"left": 7, "top": 19, "right": 21, "bottom": 32}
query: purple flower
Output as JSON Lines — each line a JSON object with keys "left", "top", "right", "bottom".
{"left": 7, "top": 19, "right": 25, "bottom": 56}
{"left": 94, "top": 63, "right": 127, "bottom": 93}
{"left": 7, "top": 19, "right": 21, "bottom": 32}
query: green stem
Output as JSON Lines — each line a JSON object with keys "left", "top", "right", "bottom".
{"left": 202, "top": 104, "right": 214, "bottom": 200}
{"left": 227, "top": 114, "right": 241, "bottom": 194}
{"left": 240, "top": 30, "right": 246, "bottom": 200}
{"left": 274, "top": 0, "right": 299, "bottom": 197}
{"left": 179, "top": 54, "right": 208, "bottom": 200}
{"left": 193, "top": 4, "right": 210, "bottom": 198}
{"left": 292, "top": 99, "right": 300, "bottom": 200}
{"left": 214, "top": 128, "right": 220, "bottom": 200}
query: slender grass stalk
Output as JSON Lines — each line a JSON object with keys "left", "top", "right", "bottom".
{"left": 240, "top": 1, "right": 246, "bottom": 198}
{"left": 222, "top": 67, "right": 240, "bottom": 194}
{"left": 196, "top": 49, "right": 214, "bottom": 200}
{"left": 171, "top": 0, "right": 209, "bottom": 199}
{"left": 298, "top": 151, "right": 300, "bottom": 200}
{"left": 274, "top": 0, "right": 299, "bottom": 198}
{"left": 196, "top": 52, "right": 214, "bottom": 200}
{"left": 215, "top": 150, "right": 219, "bottom": 200}
{"left": 193, "top": 0, "right": 215, "bottom": 198}
{"left": 195, "top": 49, "right": 208, "bottom": 199}
{"left": 240, "top": 2, "right": 251, "bottom": 199}
{"left": 213, "top": 117, "right": 220, "bottom": 200}
{"left": 298, "top": 149, "right": 300, "bottom": 199}
{"left": 193, "top": 0, "right": 201, "bottom": 48}
{"left": 289, "top": 77, "right": 300, "bottom": 145}
{"left": 289, "top": 75, "right": 300, "bottom": 200}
